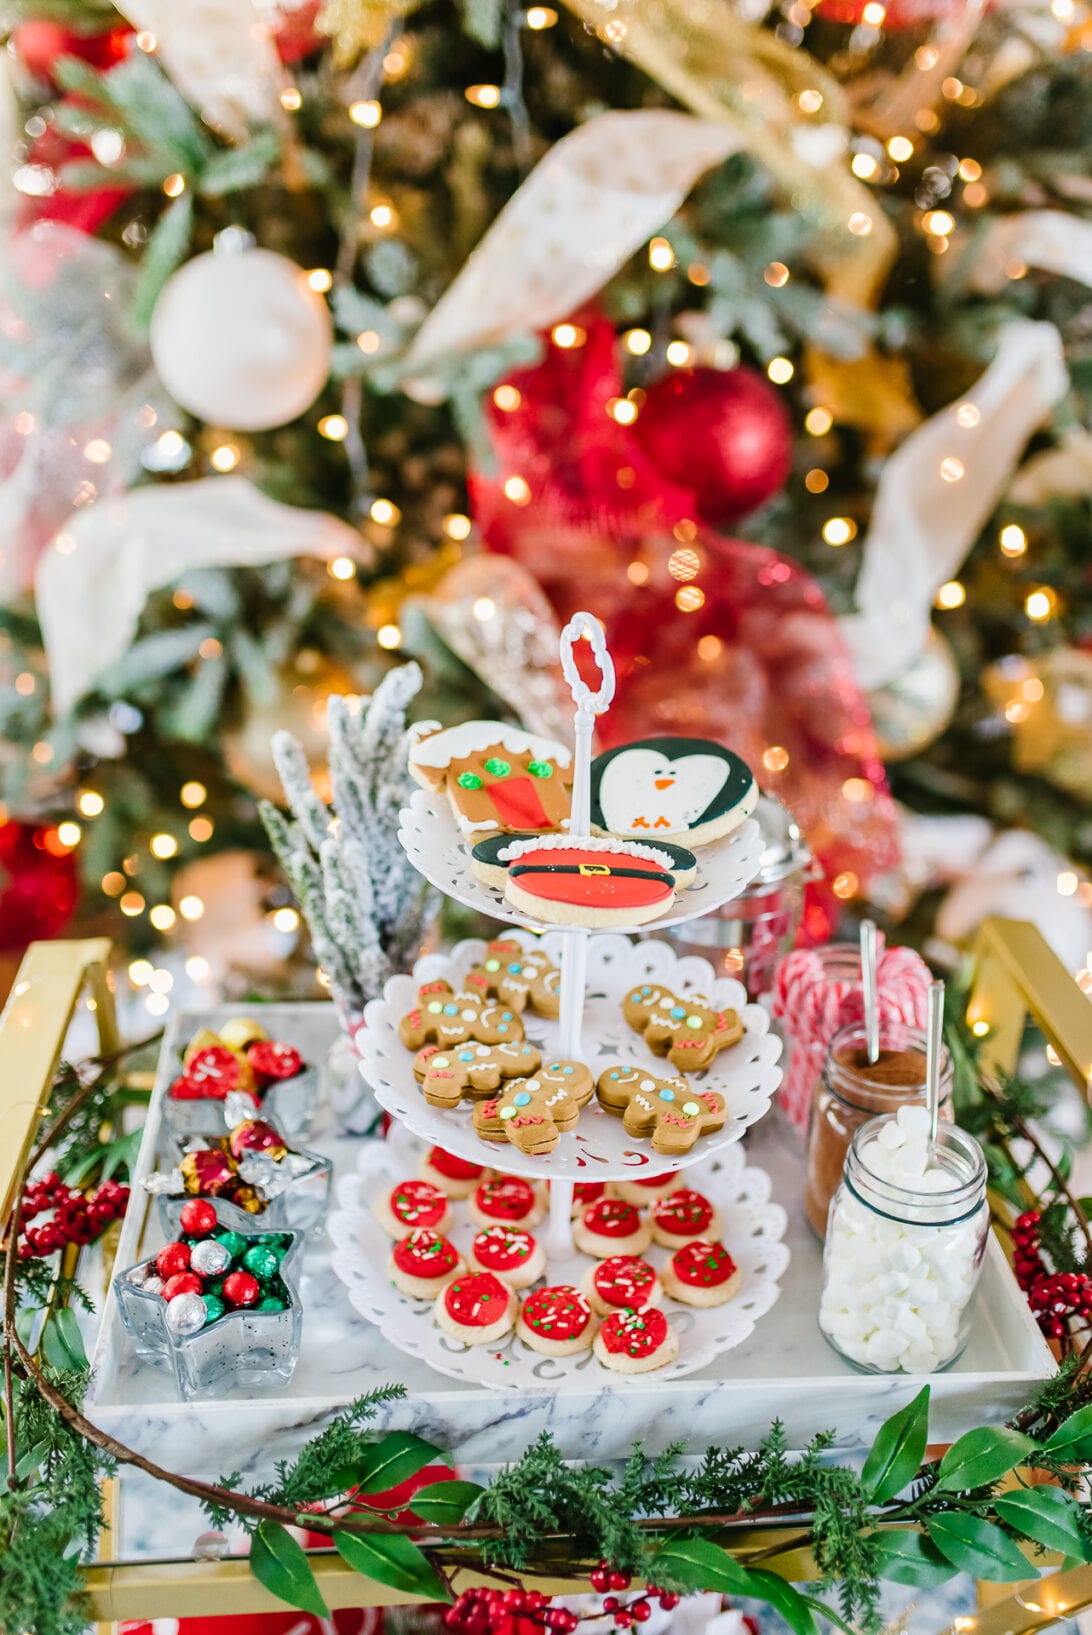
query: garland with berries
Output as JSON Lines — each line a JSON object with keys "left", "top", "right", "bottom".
{"left": 8, "top": 1034, "right": 1092, "bottom": 1635}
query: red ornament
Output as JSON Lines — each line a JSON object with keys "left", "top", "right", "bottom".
{"left": 162, "top": 1271, "right": 203, "bottom": 1300}
{"left": 268, "top": 0, "right": 324, "bottom": 62}
{"left": 179, "top": 1198, "right": 218, "bottom": 1238}
{"left": 222, "top": 1270, "right": 261, "bottom": 1308}
{"left": 633, "top": 365, "right": 792, "bottom": 526}
{"left": 156, "top": 1242, "right": 192, "bottom": 1280}
{"left": 17, "top": 121, "right": 133, "bottom": 236}
{"left": 12, "top": 21, "right": 130, "bottom": 82}
{"left": 0, "top": 819, "right": 79, "bottom": 954}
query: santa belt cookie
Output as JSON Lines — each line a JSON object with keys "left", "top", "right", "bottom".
{"left": 503, "top": 842, "right": 682, "bottom": 929}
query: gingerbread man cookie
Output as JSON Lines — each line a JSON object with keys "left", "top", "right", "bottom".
{"left": 464, "top": 938, "right": 561, "bottom": 1018}
{"left": 597, "top": 1065, "right": 728, "bottom": 1154}
{"left": 413, "top": 1039, "right": 542, "bottom": 1108}
{"left": 397, "top": 981, "right": 524, "bottom": 1051}
{"left": 473, "top": 1060, "right": 593, "bottom": 1154}
{"left": 622, "top": 984, "right": 742, "bottom": 1071}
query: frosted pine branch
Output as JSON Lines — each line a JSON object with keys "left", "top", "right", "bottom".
{"left": 260, "top": 663, "right": 435, "bottom": 1021}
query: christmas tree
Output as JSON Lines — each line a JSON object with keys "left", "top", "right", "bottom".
{"left": 1, "top": 0, "right": 1089, "bottom": 992}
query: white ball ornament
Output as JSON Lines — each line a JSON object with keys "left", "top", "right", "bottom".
{"left": 149, "top": 247, "right": 333, "bottom": 431}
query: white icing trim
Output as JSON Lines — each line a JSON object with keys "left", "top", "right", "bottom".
{"left": 409, "top": 720, "right": 573, "bottom": 771}
{"left": 497, "top": 835, "right": 677, "bottom": 867}
{"left": 457, "top": 815, "right": 503, "bottom": 833}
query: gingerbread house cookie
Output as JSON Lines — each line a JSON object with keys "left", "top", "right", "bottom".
{"left": 409, "top": 721, "right": 573, "bottom": 837}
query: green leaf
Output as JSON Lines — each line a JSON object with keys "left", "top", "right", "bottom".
{"left": 133, "top": 192, "right": 194, "bottom": 329}
{"left": 994, "top": 1486, "right": 1092, "bottom": 1559}
{"left": 870, "top": 1528, "right": 958, "bottom": 1588}
{"left": 198, "top": 130, "right": 280, "bottom": 196}
{"left": 1044, "top": 1402, "right": 1092, "bottom": 1461}
{"left": 861, "top": 1386, "right": 931, "bottom": 1503}
{"left": 249, "top": 1521, "right": 329, "bottom": 1618}
{"left": 937, "top": 1427, "right": 1036, "bottom": 1491}
{"left": 353, "top": 1432, "right": 443, "bottom": 1496}
{"left": 743, "top": 1569, "right": 821, "bottom": 1635}
{"left": 402, "top": 1480, "right": 485, "bottom": 1526}
{"left": 40, "top": 1307, "right": 87, "bottom": 1370}
{"left": 926, "top": 1513, "right": 1034, "bottom": 1581}
{"left": 334, "top": 1529, "right": 449, "bottom": 1602}
{"left": 653, "top": 1537, "right": 752, "bottom": 1596}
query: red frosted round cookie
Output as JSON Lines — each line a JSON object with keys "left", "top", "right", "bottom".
{"left": 427, "top": 1147, "right": 485, "bottom": 1182}
{"left": 583, "top": 1199, "right": 642, "bottom": 1239}
{"left": 594, "top": 1256, "right": 658, "bottom": 1311}
{"left": 472, "top": 1224, "right": 537, "bottom": 1275}
{"left": 599, "top": 1307, "right": 670, "bottom": 1360}
{"left": 521, "top": 1285, "right": 593, "bottom": 1344}
{"left": 443, "top": 1273, "right": 510, "bottom": 1328}
{"left": 387, "top": 1180, "right": 448, "bottom": 1230}
{"left": 473, "top": 1176, "right": 538, "bottom": 1223}
{"left": 671, "top": 1240, "right": 738, "bottom": 1289}
{"left": 573, "top": 1181, "right": 606, "bottom": 1207}
{"left": 392, "top": 1229, "right": 461, "bottom": 1281}
{"left": 630, "top": 1173, "right": 674, "bottom": 1191}
{"left": 652, "top": 1189, "right": 714, "bottom": 1238}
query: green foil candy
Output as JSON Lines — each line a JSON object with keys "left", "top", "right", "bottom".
{"left": 242, "top": 1244, "right": 279, "bottom": 1280}
{"left": 202, "top": 1293, "right": 226, "bottom": 1325}
{"left": 215, "top": 1229, "right": 247, "bottom": 1259}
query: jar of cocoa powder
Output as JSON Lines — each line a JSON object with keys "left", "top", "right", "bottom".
{"left": 803, "top": 1019, "right": 953, "bottom": 1240}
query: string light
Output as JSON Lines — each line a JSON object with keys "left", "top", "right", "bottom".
{"left": 272, "top": 906, "right": 301, "bottom": 932}
{"left": 120, "top": 891, "right": 145, "bottom": 917}
{"left": 964, "top": 182, "right": 988, "bottom": 208}
{"left": 369, "top": 203, "right": 396, "bottom": 230}
{"left": 307, "top": 268, "right": 333, "bottom": 293}
{"left": 150, "top": 832, "right": 179, "bottom": 859}
{"left": 318, "top": 414, "right": 349, "bottom": 441}
{"left": 503, "top": 475, "right": 531, "bottom": 504}
{"left": 665, "top": 340, "right": 692, "bottom": 366}
{"left": 189, "top": 816, "right": 214, "bottom": 842}
{"left": 493, "top": 384, "right": 521, "bottom": 410}
{"left": 697, "top": 634, "right": 722, "bottom": 661}
{"left": 805, "top": 407, "right": 833, "bottom": 436}
{"left": 465, "top": 84, "right": 502, "bottom": 108}
{"left": 624, "top": 329, "right": 652, "bottom": 355}
{"left": 135, "top": 30, "right": 157, "bottom": 50}
{"left": 186, "top": 955, "right": 211, "bottom": 982}
{"left": 958, "top": 157, "right": 982, "bottom": 181}
{"left": 356, "top": 330, "right": 380, "bottom": 354}
{"left": 648, "top": 237, "right": 675, "bottom": 271}
{"left": 148, "top": 968, "right": 173, "bottom": 994}
{"left": 370, "top": 498, "right": 401, "bottom": 525}
{"left": 822, "top": 517, "right": 856, "bottom": 546}
{"left": 805, "top": 469, "right": 829, "bottom": 493}
{"left": 77, "top": 790, "right": 105, "bottom": 818}
{"left": 935, "top": 580, "right": 966, "bottom": 609}
{"left": 444, "top": 513, "right": 472, "bottom": 540}
{"left": 798, "top": 89, "right": 823, "bottom": 113}
{"left": 198, "top": 637, "right": 222, "bottom": 659}
{"left": 15, "top": 672, "right": 35, "bottom": 696}
{"left": 687, "top": 262, "right": 711, "bottom": 286}
{"left": 609, "top": 398, "right": 638, "bottom": 424}
{"left": 180, "top": 781, "right": 206, "bottom": 808}
{"left": 968, "top": 1022, "right": 989, "bottom": 1040}
{"left": 526, "top": 5, "right": 559, "bottom": 24}
{"left": 145, "top": 992, "right": 170, "bottom": 1017}
{"left": 832, "top": 871, "right": 859, "bottom": 900}
{"left": 955, "top": 403, "right": 980, "bottom": 428}
{"left": 32, "top": 742, "right": 53, "bottom": 765}
{"left": 862, "top": 1, "right": 886, "bottom": 19}
{"left": 851, "top": 153, "right": 879, "bottom": 180}
{"left": 377, "top": 623, "right": 402, "bottom": 649}
{"left": 156, "top": 430, "right": 186, "bottom": 460}
{"left": 551, "top": 323, "right": 585, "bottom": 348}
{"left": 940, "top": 456, "right": 964, "bottom": 482}
{"left": 328, "top": 556, "right": 356, "bottom": 580}
{"left": 887, "top": 136, "right": 914, "bottom": 161}
{"left": 84, "top": 438, "right": 112, "bottom": 464}
{"left": 764, "top": 262, "right": 790, "bottom": 287}
{"left": 383, "top": 44, "right": 409, "bottom": 78}
{"left": 1025, "top": 588, "right": 1056, "bottom": 621}
{"left": 675, "top": 585, "right": 705, "bottom": 612}
{"left": 280, "top": 87, "right": 302, "bottom": 111}
{"left": 473, "top": 597, "right": 496, "bottom": 620}
{"left": 763, "top": 746, "right": 790, "bottom": 772}
{"left": 668, "top": 548, "right": 701, "bottom": 581}
{"left": 179, "top": 895, "right": 205, "bottom": 921}
{"left": 56, "top": 821, "right": 81, "bottom": 848}
{"left": 1058, "top": 871, "right": 1079, "bottom": 897}
{"left": 102, "top": 872, "right": 125, "bottom": 896}
{"left": 162, "top": 173, "right": 185, "bottom": 198}
{"left": 924, "top": 210, "right": 955, "bottom": 237}
{"left": 210, "top": 443, "right": 239, "bottom": 472}
{"left": 848, "top": 212, "right": 873, "bottom": 237}
{"left": 767, "top": 357, "right": 794, "bottom": 384}
{"left": 349, "top": 100, "right": 382, "bottom": 127}
{"left": 999, "top": 524, "right": 1027, "bottom": 557}
{"left": 627, "top": 561, "right": 649, "bottom": 585}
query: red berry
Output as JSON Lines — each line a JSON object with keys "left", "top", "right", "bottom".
{"left": 17, "top": 1238, "right": 35, "bottom": 1258}
{"left": 504, "top": 1592, "right": 526, "bottom": 1611}
{"left": 658, "top": 1595, "right": 680, "bottom": 1611}
{"left": 41, "top": 1170, "right": 62, "bottom": 1194}
{"left": 633, "top": 1602, "right": 652, "bottom": 1623}
{"left": 614, "top": 1614, "right": 633, "bottom": 1629}
{"left": 545, "top": 1613, "right": 569, "bottom": 1631}
{"left": 603, "top": 1598, "right": 618, "bottom": 1613}
{"left": 163, "top": 1272, "right": 203, "bottom": 1299}
{"left": 608, "top": 1572, "right": 630, "bottom": 1592}
{"left": 222, "top": 1270, "right": 260, "bottom": 1307}
{"left": 156, "top": 1241, "right": 191, "bottom": 1279}
{"left": 179, "top": 1198, "right": 218, "bottom": 1237}
{"left": 524, "top": 1592, "right": 547, "bottom": 1612}
{"left": 590, "top": 1569, "right": 610, "bottom": 1593}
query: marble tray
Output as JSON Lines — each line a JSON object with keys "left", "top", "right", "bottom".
{"left": 84, "top": 1003, "right": 1054, "bottom": 1477}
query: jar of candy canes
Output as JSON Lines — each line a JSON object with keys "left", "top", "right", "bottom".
{"left": 819, "top": 1105, "right": 989, "bottom": 1375}
{"left": 804, "top": 1019, "right": 953, "bottom": 1239}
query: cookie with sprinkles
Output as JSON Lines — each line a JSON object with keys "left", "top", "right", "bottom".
{"left": 463, "top": 938, "right": 561, "bottom": 1018}
{"left": 596, "top": 1065, "right": 728, "bottom": 1155}
{"left": 580, "top": 1254, "right": 662, "bottom": 1319}
{"left": 621, "top": 984, "right": 742, "bottom": 1072}
{"left": 660, "top": 1239, "right": 742, "bottom": 1307}
{"left": 397, "top": 981, "right": 524, "bottom": 1052}
{"left": 388, "top": 1228, "right": 466, "bottom": 1299}
{"left": 414, "top": 1038, "right": 541, "bottom": 1108}
{"left": 467, "top": 1174, "right": 547, "bottom": 1230}
{"left": 610, "top": 1171, "right": 683, "bottom": 1206}
{"left": 434, "top": 1270, "right": 517, "bottom": 1347}
{"left": 470, "top": 1223, "right": 545, "bottom": 1289}
{"left": 649, "top": 1187, "right": 722, "bottom": 1250}
{"left": 593, "top": 1306, "right": 679, "bottom": 1374}
{"left": 418, "top": 1146, "right": 491, "bottom": 1200}
{"left": 374, "top": 1178, "right": 451, "bottom": 1240}
{"left": 572, "top": 1196, "right": 652, "bottom": 1259}
{"left": 570, "top": 1179, "right": 608, "bottom": 1215}
{"left": 517, "top": 1285, "right": 596, "bottom": 1357}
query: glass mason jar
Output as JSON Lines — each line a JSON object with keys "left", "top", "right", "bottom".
{"left": 819, "top": 1115, "right": 989, "bottom": 1374}
{"left": 665, "top": 794, "right": 811, "bottom": 999}
{"left": 804, "top": 1020, "right": 953, "bottom": 1239}
{"left": 773, "top": 945, "right": 861, "bottom": 1142}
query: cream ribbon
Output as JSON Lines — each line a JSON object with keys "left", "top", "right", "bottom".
{"left": 112, "top": 0, "right": 287, "bottom": 140}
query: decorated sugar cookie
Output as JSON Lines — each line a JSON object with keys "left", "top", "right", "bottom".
{"left": 593, "top": 1306, "right": 679, "bottom": 1374}
{"left": 414, "top": 1039, "right": 541, "bottom": 1108}
{"left": 649, "top": 1188, "right": 723, "bottom": 1249}
{"left": 622, "top": 984, "right": 743, "bottom": 1071}
{"left": 472, "top": 1061, "right": 593, "bottom": 1155}
{"left": 580, "top": 1254, "right": 662, "bottom": 1318}
{"left": 469, "top": 1223, "right": 544, "bottom": 1289}
{"left": 597, "top": 1065, "right": 728, "bottom": 1154}
{"left": 418, "top": 1146, "right": 490, "bottom": 1199}
{"left": 571, "top": 1179, "right": 608, "bottom": 1214}
{"left": 374, "top": 1179, "right": 451, "bottom": 1239}
{"left": 503, "top": 839, "right": 680, "bottom": 929}
{"left": 610, "top": 1172, "right": 682, "bottom": 1206}
{"left": 517, "top": 1285, "right": 597, "bottom": 1357}
{"left": 434, "top": 1271, "right": 516, "bottom": 1346}
{"left": 388, "top": 1228, "right": 465, "bottom": 1299}
{"left": 572, "top": 1196, "right": 652, "bottom": 1259}
{"left": 397, "top": 982, "right": 523, "bottom": 1052}
{"left": 468, "top": 1174, "right": 547, "bottom": 1230}
{"left": 590, "top": 737, "right": 757, "bottom": 848}
{"left": 409, "top": 720, "right": 573, "bottom": 837}
{"left": 661, "top": 1240, "right": 742, "bottom": 1307}
{"left": 472, "top": 834, "right": 697, "bottom": 896}
{"left": 463, "top": 938, "right": 561, "bottom": 1017}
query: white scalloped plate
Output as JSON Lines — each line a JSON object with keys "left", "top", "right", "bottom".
{"left": 397, "top": 789, "right": 763, "bottom": 935}
{"left": 357, "top": 932, "right": 782, "bottom": 1182}
{"left": 328, "top": 1124, "right": 788, "bottom": 1391}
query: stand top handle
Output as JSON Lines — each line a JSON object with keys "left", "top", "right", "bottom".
{"left": 559, "top": 612, "right": 616, "bottom": 723}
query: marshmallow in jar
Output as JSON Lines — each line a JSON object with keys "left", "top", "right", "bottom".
{"left": 819, "top": 1104, "right": 988, "bottom": 1374}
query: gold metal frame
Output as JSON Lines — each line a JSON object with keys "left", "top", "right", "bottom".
{"left": 2, "top": 923, "right": 1091, "bottom": 1626}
